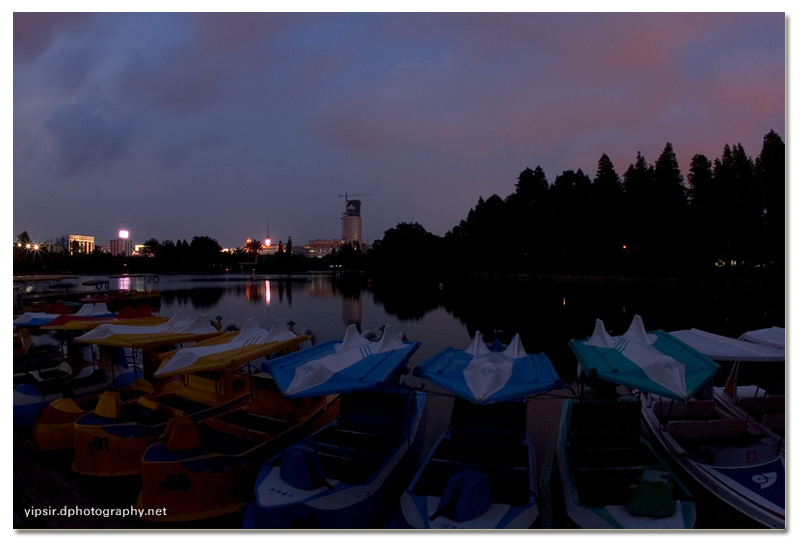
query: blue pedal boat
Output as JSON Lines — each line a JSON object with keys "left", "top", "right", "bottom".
{"left": 243, "top": 324, "right": 425, "bottom": 529}
{"left": 392, "top": 331, "right": 562, "bottom": 529}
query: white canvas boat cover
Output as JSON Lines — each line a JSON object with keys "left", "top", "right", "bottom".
{"left": 13, "top": 303, "right": 113, "bottom": 326}
{"left": 76, "top": 310, "right": 213, "bottom": 342}
{"left": 587, "top": 316, "right": 689, "bottom": 400}
{"left": 13, "top": 312, "right": 61, "bottom": 326}
{"left": 739, "top": 327, "right": 785, "bottom": 350}
{"left": 284, "top": 324, "right": 405, "bottom": 396}
{"left": 154, "top": 318, "right": 296, "bottom": 377}
{"left": 670, "top": 329, "right": 785, "bottom": 362}
{"left": 75, "top": 303, "right": 111, "bottom": 316}
{"left": 416, "top": 332, "right": 562, "bottom": 404}
{"left": 462, "top": 332, "right": 528, "bottom": 404}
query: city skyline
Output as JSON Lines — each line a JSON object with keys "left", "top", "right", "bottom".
{"left": 12, "top": 10, "right": 786, "bottom": 249}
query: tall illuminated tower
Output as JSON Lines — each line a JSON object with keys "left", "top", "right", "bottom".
{"left": 341, "top": 199, "right": 362, "bottom": 247}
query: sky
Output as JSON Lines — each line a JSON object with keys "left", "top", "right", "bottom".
{"left": 11, "top": 7, "right": 787, "bottom": 250}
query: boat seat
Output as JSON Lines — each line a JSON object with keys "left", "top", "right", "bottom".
{"left": 664, "top": 418, "right": 747, "bottom": 440}
{"left": 36, "top": 369, "right": 107, "bottom": 397}
{"left": 650, "top": 399, "right": 716, "bottom": 419}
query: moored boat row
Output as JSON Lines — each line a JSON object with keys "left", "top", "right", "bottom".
{"left": 13, "top": 307, "right": 785, "bottom": 529}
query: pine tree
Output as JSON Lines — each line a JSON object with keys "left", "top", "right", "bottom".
{"left": 622, "top": 152, "right": 654, "bottom": 272}
{"left": 755, "top": 130, "right": 785, "bottom": 266}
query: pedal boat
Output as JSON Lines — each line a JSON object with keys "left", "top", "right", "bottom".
{"left": 392, "top": 332, "right": 562, "bottom": 529}
{"left": 74, "top": 310, "right": 230, "bottom": 384}
{"left": 243, "top": 324, "right": 425, "bottom": 529}
{"left": 669, "top": 328, "right": 785, "bottom": 450}
{"left": 556, "top": 395, "right": 696, "bottom": 529}
{"left": 31, "top": 377, "right": 155, "bottom": 450}
{"left": 40, "top": 305, "right": 166, "bottom": 331}
{"left": 13, "top": 363, "right": 138, "bottom": 428}
{"left": 573, "top": 316, "right": 784, "bottom": 529}
{"left": 71, "top": 318, "right": 310, "bottom": 477}
{"left": 75, "top": 310, "right": 223, "bottom": 349}
{"left": 13, "top": 302, "right": 115, "bottom": 328}
{"left": 137, "top": 374, "right": 338, "bottom": 522}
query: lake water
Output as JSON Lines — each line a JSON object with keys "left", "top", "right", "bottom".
{"left": 20, "top": 271, "right": 785, "bottom": 529}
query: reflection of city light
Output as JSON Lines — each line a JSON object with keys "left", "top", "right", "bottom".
{"left": 265, "top": 280, "right": 271, "bottom": 305}
{"left": 119, "top": 277, "right": 131, "bottom": 291}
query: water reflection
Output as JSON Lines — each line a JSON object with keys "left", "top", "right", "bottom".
{"left": 366, "top": 274, "right": 784, "bottom": 383}
{"left": 160, "top": 287, "right": 225, "bottom": 310}
{"left": 152, "top": 273, "right": 783, "bottom": 384}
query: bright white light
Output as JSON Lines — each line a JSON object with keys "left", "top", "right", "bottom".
{"left": 119, "top": 230, "right": 129, "bottom": 239}
{"left": 265, "top": 238, "right": 271, "bottom": 247}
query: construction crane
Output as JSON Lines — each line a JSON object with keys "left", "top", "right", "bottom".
{"left": 339, "top": 193, "right": 374, "bottom": 202}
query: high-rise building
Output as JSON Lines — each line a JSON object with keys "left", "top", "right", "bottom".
{"left": 306, "top": 239, "right": 345, "bottom": 258}
{"left": 110, "top": 239, "right": 134, "bottom": 256}
{"left": 55, "top": 234, "right": 95, "bottom": 255}
{"left": 342, "top": 199, "right": 362, "bottom": 247}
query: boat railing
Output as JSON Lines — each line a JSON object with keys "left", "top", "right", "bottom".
{"left": 663, "top": 418, "right": 750, "bottom": 443}
{"left": 650, "top": 399, "right": 717, "bottom": 421}
{"left": 311, "top": 445, "right": 384, "bottom": 485}
{"left": 312, "top": 426, "right": 401, "bottom": 454}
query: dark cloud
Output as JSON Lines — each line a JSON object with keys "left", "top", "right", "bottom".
{"left": 44, "top": 101, "right": 134, "bottom": 178}
{"left": 13, "top": 12, "right": 92, "bottom": 61}
{"left": 13, "top": 12, "right": 785, "bottom": 248}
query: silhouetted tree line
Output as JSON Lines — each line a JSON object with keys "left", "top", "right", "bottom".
{"left": 368, "top": 130, "right": 784, "bottom": 278}
{"left": 14, "top": 131, "right": 784, "bottom": 279}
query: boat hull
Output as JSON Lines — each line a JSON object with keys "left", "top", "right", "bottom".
{"left": 556, "top": 398, "right": 696, "bottom": 529}
{"left": 137, "top": 395, "right": 339, "bottom": 522}
{"left": 13, "top": 368, "right": 136, "bottom": 428}
{"left": 641, "top": 394, "right": 785, "bottom": 529}
{"left": 32, "top": 397, "right": 96, "bottom": 450}
{"left": 244, "top": 390, "right": 427, "bottom": 529}
{"left": 392, "top": 399, "right": 539, "bottom": 530}
{"left": 72, "top": 392, "right": 248, "bottom": 477}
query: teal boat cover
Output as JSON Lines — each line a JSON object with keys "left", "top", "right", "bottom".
{"left": 570, "top": 316, "right": 719, "bottom": 401}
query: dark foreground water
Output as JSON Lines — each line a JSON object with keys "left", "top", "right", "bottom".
{"left": 15, "top": 271, "right": 785, "bottom": 529}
